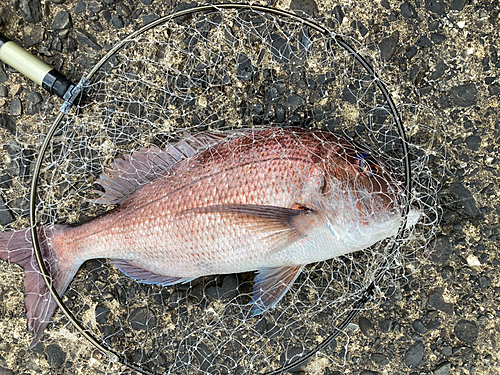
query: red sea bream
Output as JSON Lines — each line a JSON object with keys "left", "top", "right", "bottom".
{"left": 0, "top": 127, "right": 419, "bottom": 345}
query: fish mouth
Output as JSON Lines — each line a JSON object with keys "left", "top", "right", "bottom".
{"left": 404, "top": 208, "right": 421, "bottom": 229}
{"left": 390, "top": 206, "right": 421, "bottom": 228}
{"left": 389, "top": 197, "right": 421, "bottom": 229}
{"left": 391, "top": 188, "right": 421, "bottom": 229}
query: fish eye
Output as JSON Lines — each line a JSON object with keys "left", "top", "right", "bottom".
{"left": 356, "top": 153, "right": 381, "bottom": 177}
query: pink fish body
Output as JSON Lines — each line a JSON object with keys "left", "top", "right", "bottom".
{"left": 0, "top": 127, "right": 417, "bottom": 345}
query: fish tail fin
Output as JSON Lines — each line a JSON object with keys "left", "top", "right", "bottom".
{"left": 0, "top": 225, "right": 79, "bottom": 347}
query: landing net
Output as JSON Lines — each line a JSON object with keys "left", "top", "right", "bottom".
{"left": 0, "top": 5, "right": 444, "bottom": 374}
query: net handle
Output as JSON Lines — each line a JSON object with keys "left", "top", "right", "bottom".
{"left": 0, "top": 32, "right": 76, "bottom": 99}
{"left": 28, "top": 3, "right": 411, "bottom": 374}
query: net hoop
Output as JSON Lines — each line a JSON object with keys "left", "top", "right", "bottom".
{"left": 27, "top": 3, "right": 411, "bottom": 374}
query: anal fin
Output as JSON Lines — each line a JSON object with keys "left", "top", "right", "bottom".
{"left": 112, "top": 260, "right": 195, "bottom": 286}
{"left": 251, "top": 265, "right": 304, "bottom": 316}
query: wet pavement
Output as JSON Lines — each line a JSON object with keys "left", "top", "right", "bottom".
{"left": 0, "top": 0, "right": 499, "bottom": 374}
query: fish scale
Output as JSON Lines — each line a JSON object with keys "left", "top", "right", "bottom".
{"left": 0, "top": 127, "right": 418, "bottom": 346}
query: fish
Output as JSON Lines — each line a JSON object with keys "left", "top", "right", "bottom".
{"left": 0, "top": 127, "right": 419, "bottom": 346}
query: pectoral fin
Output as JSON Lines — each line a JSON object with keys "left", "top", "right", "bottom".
{"left": 181, "top": 204, "right": 320, "bottom": 252}
{"left": 251, "top": 265, "right": 304, "bottom": 316}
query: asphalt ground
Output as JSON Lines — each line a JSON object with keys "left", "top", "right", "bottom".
{"left": 0, "top": 0, "right": 498, "bottom": 374}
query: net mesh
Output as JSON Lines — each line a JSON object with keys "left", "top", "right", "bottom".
{"left": 0, "top": 7, "right": 445, "bottom": 374}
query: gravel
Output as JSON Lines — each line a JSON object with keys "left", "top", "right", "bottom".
{"left": 454, "top": 319, "right": 479, "bottom": 344}
{"left": 19, "top": 0, "right": 42, "bottom": 24}
{"left": 404, "top": 341, "right": 424, "bottom": 368}
{"left": 45, "top": 344, "right": 66, "bottom": 368}
{"left": 358, "top": 316, "right": 376, "bottom": 338}
{"left": 400, "top": 2, "right": 417, "bottom": 18}
{"left": 379, "top": 31, "right": 399, "bottom": 61}
{"left": 450, "top": 83, "right": 479, "bottom": 107}
{"left": 51, "top": 11, "right": 72, "bottom": 30}
{"left": 0, "top": 0, "right": 499, "bottom": 374}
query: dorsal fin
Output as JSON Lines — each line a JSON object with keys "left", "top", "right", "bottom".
{"left": 90, "top": 131, "right": 229, "bottom": 205}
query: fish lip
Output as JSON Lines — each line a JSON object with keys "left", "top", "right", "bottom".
{"left": 404, "top": 208, "right": 422, "bottom": 229}
{"left": 390, "top": 194, "right": 406, "bottom": 215}
{"left": 393, "top": 181, "right": 413, "bottom": 212}
{"left": 391, "top": 195, "right": 420, "bottom": 224}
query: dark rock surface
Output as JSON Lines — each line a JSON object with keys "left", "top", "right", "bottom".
{"left": 425, "top": 0, "right": 445, "bottom": 15}
{"left": 371, "top": 353, "right": 389, "bottom": 366}
{"left": 290, "top": 0, "right": 318, "bottom": 17}
{"left": 287, "top": 94, "right": 304, "bottom": 113}
{"left": 26, "top": 92, "right": 42, "bottom": 115}
{"left": 465, "top": 135, "right": 481, "bottom": 151}
{"left": 412, "top": 319, "right": 427, "bottom": 334}
{"left": 0, "top": 366, "right": 15, "bottom": 375}
{"left": 358, "top": 316, "right": 376, "bottom": 337}
{"left": 75, "top": 28, "right": 102, "bottom": 50}
{"left": 52, "top": 10, "right": 72, "bottom": 30}
{"left": 400, "top": 2, "right": 417, "bottom": 18}
{"left": 450, "top": 83, "right": 478, "bottom": 107}
{"left": 434, "top": 361, "right": 451, "bottom": 375}
{"left": 45, "top": 344, "right": 66, "bottom": 368}
{"left": 429, "top": 289, "right": 454, "bottom": 315}
{"left": 23, "top": 25, "right": 44, "bottom": 47}
{"left": 449, "top": 182, "right": 480, "bottom": 217}
{"left": 0, "top": 195, "right": 14, "bottom": 225}
{"left": 0, "top": 113, "right": 16, "bottom": 134}
{"left": 128, "top": 307, "right": 157, "bottom": 330}
{"left": 19, "top": 0, "right": 42, "bottom": 23}
{"left": 404, "top": 341, "right": 424, "bottom": 368}
{"left": 9, "top": 98, "right": 22, "bottom": 116}
{"left": 430, "top": 235, "right": 452, "bottom": 264}
{"left": 379, "top": 31, "right": 399, "bottom": 61}
{"left": 454, "top": 319, "right": 478, "bottom": 344}
{"left": 379, "top": 319, "right": 395, "bottom": 333}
